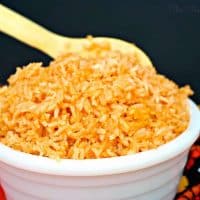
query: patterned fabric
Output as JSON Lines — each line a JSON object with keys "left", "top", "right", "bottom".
{"left": 0, "top": 141, "right": 199, "bottom": 200}
{"left": 175, "top": 138, "right": 200, "bottom": 200}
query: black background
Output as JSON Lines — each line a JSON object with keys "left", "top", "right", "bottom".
{"left": 0, "top": 0, "right": 200, "bottom": 103}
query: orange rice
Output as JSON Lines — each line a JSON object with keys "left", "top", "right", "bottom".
{"left": 0, "top": 44, "right": 193, "bottom": 159}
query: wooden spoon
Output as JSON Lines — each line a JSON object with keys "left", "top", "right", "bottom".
{"left": 0, "top": 4, "right": 152, "bottom": 66}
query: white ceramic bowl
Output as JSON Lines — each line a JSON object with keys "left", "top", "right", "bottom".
{"left": 0, "top": 100, "right": 200, "bottom": 200}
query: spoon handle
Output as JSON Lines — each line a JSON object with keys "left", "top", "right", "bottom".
{"left": 0, "top": 4, "right": 62, "bottom": 57}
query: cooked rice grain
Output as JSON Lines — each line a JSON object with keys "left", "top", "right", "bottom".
{"left": 0, "top": 49, "right": 193, "bottom": 159}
